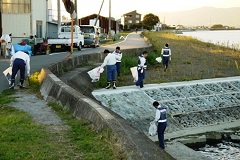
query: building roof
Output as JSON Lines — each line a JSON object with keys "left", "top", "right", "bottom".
{"left": 123, "top": 10, "right": 141, "bottom": 16}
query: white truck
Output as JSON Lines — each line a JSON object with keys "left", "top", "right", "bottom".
{"left": 80, "top": 25, "right": 100, "bottom": 48}
{"left": 48, "top": 25, "right": 84, "bottom": 53}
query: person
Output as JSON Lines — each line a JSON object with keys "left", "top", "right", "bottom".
{"left": 152, "top": 101, "right": 167, "bottom": 149}
{"left": 100, "top": 49, "right": 121, "bottom": 89}
{"left": 0, "top": 34, "right": 11, "bottom": 58}
{"left": 161, "top": 43, "right": 171, "bottom": 72}
{"left": 112, "top": 46, "right": 122, "bottom": 76}
{"left": 9, "top": 51, "right": 30, "bottom": 89}
{"left": 135, "top": 51, "right": 148, "bottom": 88}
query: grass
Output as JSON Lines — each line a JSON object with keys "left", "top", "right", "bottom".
{"left": 0, "top": 72, "right": 127, "bottom": 159}
{"left": 97, "top": 30, "right": 240, "bottom": 88}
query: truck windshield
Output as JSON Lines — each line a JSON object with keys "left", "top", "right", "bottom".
{"left": 80, "top": 26, "right": 95, "bottom": 34}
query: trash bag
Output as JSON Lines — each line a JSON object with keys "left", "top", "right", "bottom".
{"left": 87, "top": 66, "right": 104, "bottom": 82}
{"left": 3, "top": 67, "right": 12, "bottom": 85}
{"left": 156, "top": 57, "right": 162, "bottom": 63}
{"left": 149, "top": 121, "right": 157, "bottom": 136}
{"left": 130, "top": 66, "right": 138, "bottom": 82}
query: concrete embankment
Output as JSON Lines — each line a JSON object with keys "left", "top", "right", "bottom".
{"left": 39, "top": 47, "right": 175, "bottom": 160}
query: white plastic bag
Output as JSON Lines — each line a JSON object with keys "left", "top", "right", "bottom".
{"left": 156, "top": 57, "right": 162, "bottom": 63}
{"left": 130, "top": 66, "right": 138, "bottom": 82}
{"left": 87, "top": 66, "right": 104, "bottom": 82}
{"left": 3, "top": 67, "right": 12, "bottom": 85}
{"left": 148, "top": 121, "right": 157, "bottom": 136}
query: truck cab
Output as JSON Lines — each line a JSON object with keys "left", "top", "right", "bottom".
{"left": 80, "top": 25, "right": 100, "bottom": 48}
{"left": 48, "top": 25, "right": 84, "bottom": 53}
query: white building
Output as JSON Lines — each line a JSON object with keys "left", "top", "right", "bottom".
{"left": 0, "top": 0, "right": 48, "bottom": 43}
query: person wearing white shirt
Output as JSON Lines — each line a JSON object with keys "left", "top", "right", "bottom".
{"left": 100, "top": 49, "right": 121, "bottom": 89}
{"left": 135, "top": 51, "right": 148, "bottom": 88}
{"left": 153, "top": 101, "right": 167, "bottom": 149}
{"left": 161, "top": 43, "right": 171, "bottom": 72}
{"left": 112, "top": 46, "right": 122, "bottom": 76}
{"left": 9, "top": 51, "right": 30, "bottom": 89}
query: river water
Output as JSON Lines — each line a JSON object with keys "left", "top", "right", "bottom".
{"left": 197, "top": 140, "right": 240, "bottom": 160}
{"left": 181, "top": 30, "right": 240, "bottom": 50}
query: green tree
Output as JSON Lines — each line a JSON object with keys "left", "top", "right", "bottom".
{"left": 142, "top": 13, "right": 160, "bottom": 30}
{"left": 211, "top": 24, "right": 223, "bottom": 29}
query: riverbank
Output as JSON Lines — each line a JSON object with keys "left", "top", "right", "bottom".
{"left": 96, "top": 30, "right": 240, "bottom": 88}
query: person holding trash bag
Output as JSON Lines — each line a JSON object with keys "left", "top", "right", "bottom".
{"left": 135, "top": 51, "right": 148, "bottom": 88}
{"left": 161, "top": 43, "right": 171, "bottom": 72}
{"left": 9, "top": 51, "right": 30, "bottom": 89}
{"left": 152, "top": 101, "right": 167, "bottom": 149}
{"left": 100, "top": 49, "right": 121, "bottom": 89}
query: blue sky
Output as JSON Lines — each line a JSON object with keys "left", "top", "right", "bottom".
{"left": 53, "top": 0, "right": 240, "bottom": 19}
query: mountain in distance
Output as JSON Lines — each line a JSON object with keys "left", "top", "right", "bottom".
{"left": 157, "top": 7, "right": 240, "bottom": 27}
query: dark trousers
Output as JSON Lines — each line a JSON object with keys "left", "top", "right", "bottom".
{"left": 116, "top": 62, "right": 121, "bottom": 76}
{"left": 106, "top": 64, "right": 116, "bottom": 82}
{"left": 135, "top": 69, "right": 145, "bottom": 88}
{"left": 157, "top": 122, "right": 167, "bottom": 149}
{"left": 11, "top": 58, "right": 26, "bottom": 84}
{"left": 163, "top": 56, "right": 170, "bottom": 69}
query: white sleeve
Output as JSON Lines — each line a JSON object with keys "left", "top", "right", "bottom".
{"left": 155, "top": 109, "right": 160, "bottom": 122}
{"left": 26, "top": 56, "right": 30, "bottom": 74}
{"left": 10, "top": 55, "right": 14, "bottom": 67}
{"left": 115, "top": 53, "right": 122, "bottom": 61}
{"left": 140, "top": 57, "right": 145, "bottom": 67}
{"left": 161, "top": 49, "right": 164, "bottom": 55}
{"left": 100, "top": 56, "right": 108, "bottom": 68}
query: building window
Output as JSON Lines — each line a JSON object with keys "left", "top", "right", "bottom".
{"left": 2, "top": 0, "right": 30, "bottom": 14}
{"left": 125, "top": 15, "right": 132, "bottom": 18}
{"left": 128, "top": 20, "right": 132, "bottom": 23}
{"left": 136, "top": 20, "right": 140, "bottom": 24}
{"left": 136, "top": 15, "right": 140, "bottom": 18}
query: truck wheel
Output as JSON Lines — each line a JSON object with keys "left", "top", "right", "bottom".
{"left": 77, "top": 43, "right": 82, "bottom": 51}
{"left": 50, "top": 45, "right": 55, "bottom": 53}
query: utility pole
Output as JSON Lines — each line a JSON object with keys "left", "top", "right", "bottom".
{"left": 108, "top": 0, "right": 111, "bottom": 39}
{"left": 57, "top": 0, "right": 61, "bottom": 27}
{"left": 94, "top": 0, "right": 104, "bottom": 26}
{"left": 74, "top": 0, "right": 78, "bottom": 25}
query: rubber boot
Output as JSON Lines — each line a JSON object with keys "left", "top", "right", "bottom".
{"left": 9, "top": 79, "right": 15, "bottom": 89}
{"left": 113, "top": 81, "right": 117, "bottom": 89}
{"left": 19, "top": 79, "right": 25, "bottom": 89}
{"left": 105, "top": 82, "right": 111, "bottom": 89}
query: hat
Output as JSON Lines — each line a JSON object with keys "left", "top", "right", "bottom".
{"left": 20, "top": 41, "right": 26, "bottom": 46}
{"left": 104, "top": 49, "right": 110, "bottom": 54}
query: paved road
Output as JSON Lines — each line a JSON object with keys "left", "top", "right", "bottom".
{"left": 0, "top": 32, "right": 149, "bottom": 92}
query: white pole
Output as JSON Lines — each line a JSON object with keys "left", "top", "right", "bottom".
{"left": 108, "top": 0, "right": 111, "bottom": 39}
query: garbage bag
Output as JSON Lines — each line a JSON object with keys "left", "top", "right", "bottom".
{"left": 149, "top": 121, "right": 157, "bottom": 136}
{"left": 130, "top": 66, "right": 138, "bottom": 82}
{"left": 87, "top": 66, "right": 104, "bottom": 82}
{"left": 156, "top": 57, "right": 162, "bottom": 63}
{"left": 3, "top": 67, "right": 12, "bottom": 85}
